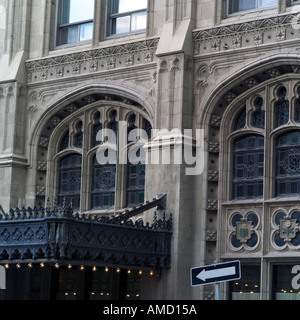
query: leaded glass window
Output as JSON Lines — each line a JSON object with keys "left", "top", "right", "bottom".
{"left": 74, "top": 121, "right": 83, "bottom": 148}
{"left": 295, "top": 99, "right": 300, "bottom": 122}
{"left": 232, "top": 135, "right": 264, "bottom": 199}
{"left": 59, "top": 130, "right": 69, "bottom": 151}
{"left": 92, "top": 112, "right": 102, "bottom": 147}
{"left": 276, "top": 131, "right": 300, "bottom": 196}
{"left": 58, "top": 154, "right": 82, "bottom": 209}
{"left": 275, "top": 86, "right": 289, "bottom": 128}
{"left": 127, "top": 161, "right": 145, "bottom": 207}
{"left": 252, "top": 97, "right": 265, "bottom": 129}
{"left": 53, "top": 103, "right": 150, "bottom": 212}
{"left": 92, "top": 155, "right": 116, "bottom": 209}
{"left": 234, "top": 108, "right": 246, "bottom": 131}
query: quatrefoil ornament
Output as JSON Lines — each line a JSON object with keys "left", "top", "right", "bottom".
{"left": 229, "top": 212, "right": 260, "bottom": 251}
{"left": 272, "top": 211, "right": 300, "bottom": 250}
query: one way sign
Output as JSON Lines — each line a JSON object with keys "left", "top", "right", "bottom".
{"left": 190, "top": 261, "right": 241, "bottom": 287}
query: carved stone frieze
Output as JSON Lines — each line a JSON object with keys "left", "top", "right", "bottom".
{"left": 193, "top": 13, "right": 298, "bottom": 55}
{"left": 26, "top": 38, "right": 159, "bottom": 84}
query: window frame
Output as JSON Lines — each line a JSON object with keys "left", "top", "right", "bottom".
{"left": 275, "top": 130, "right": 300, "bottom": 197}
{"left": 226, "top": 0, "right": 277, "bottom": 16}
{"left": 55, "top": 0, "right": 95, "bottom": 48}
{"left": 232, "top": 134, "right": 265, "bottom": 200}
{"left": 106, "top": 0, "right": 148, "bottom": 38}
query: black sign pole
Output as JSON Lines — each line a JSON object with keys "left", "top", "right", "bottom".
{"left": 214, "top": 261, "right": 220, "bottom": 300}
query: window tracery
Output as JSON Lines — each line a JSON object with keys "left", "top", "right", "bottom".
{"left": 50, "top": 101, "right": 152, "bottom": 212}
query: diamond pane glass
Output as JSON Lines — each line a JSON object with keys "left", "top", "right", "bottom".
{"left": 58, "top": 154, "right": 82, "bottom": 209}
{"left": 232, "top": 135, "right": 264, "bottom": 200}
{"left": 126, "top": 163, "right": 145, "bottom": 207}
{"left": 92, "top": 156, "right": 116, "bottom": 209}
{"left": 276, "top": 131, "right": 300, "bottom": 197}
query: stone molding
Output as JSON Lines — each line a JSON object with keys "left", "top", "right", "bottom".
{"left": 193, "top": 13, "right": 298, "bottom": 55}
{"left": 26, "top": 38, "right": 159, "bottom": 84}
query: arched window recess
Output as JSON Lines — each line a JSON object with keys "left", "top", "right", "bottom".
{"left": 42, "top": 97, "right": 152, "bottom": 213}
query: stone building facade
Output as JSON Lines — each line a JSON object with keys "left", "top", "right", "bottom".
{"left": 1, "top": 0, "right": 300, "bottom": 300}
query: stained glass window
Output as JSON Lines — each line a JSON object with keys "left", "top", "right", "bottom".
{"left": 74, "top": 121, "right": 83, "bottom": 148}
{"left": 295, "top": 99, "right": 300, "bottom": 122}
{"left": 58, "top": 154, "right": 82, "bottom": 209}
{"left": 232, "top": 135, "right": 264, "bottom": 199}
{"left": 59, "top": 130, "right": 69, "bottom": 151}
{"left": 55, "top": 107, "right": 149, "bottom": 212}
{"left": 92, "top": 112, "right": 102, "bottom": 147}
{"left": 252, "top": 97, "right": 265, "bottom": 129}
{"left": 234, "top": 108, "right": 246, "bottom": 131}
{"left": 126, "top": 160, "right": 145, "bottom": 207}
{"left": 275, "top": 87, "right": 289, "bottom": 128}
{"left": 92, "top": 155, "right": 116, "bottom": 209}
{"left": 276, "top": 131, "right": 300, "bottom": 197}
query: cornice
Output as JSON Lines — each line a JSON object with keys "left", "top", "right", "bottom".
{"left": 25, "top": 38, "right": 160, "bottom": 84}
{"left": 193, "top": 13, "right": 299, "bottom": 55}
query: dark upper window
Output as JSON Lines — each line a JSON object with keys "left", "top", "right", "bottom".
{"left": 252, "top": 97, "right": 265, "bottom": 129}
{"left": 234, "top": 107, "right": 246, "bottom": 131}
{"left": 127, "top": 160, "right": 145, "bottom": 208}
{"left": 58, "top": 154, "right": 82, "bottom": 209}
{"left": 56, "top": 0, "right": 94, "bottom": 46}
{"left": 107, "top": 0, "right": 147, "bottom": 36}
{"left": 275, "top": 86, "right": 289, "bottom": 128}
{"left": 232, "top": 135, "right": 264, "bottom": 200}
{"left": 54, "top": 105, "right": 151, "bottom": 212}
{"left": 276, "top": 131, "right": 300, "bottom": 197}
{"left": 92, "top": 154, "right": 116, "bottom": 209}
{"left": 228, "top": 0, "right": 277, "bottom": 14}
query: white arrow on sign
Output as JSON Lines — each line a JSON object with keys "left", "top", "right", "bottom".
{"left": 196, "top": 266, "right": 236, "bottom": 282}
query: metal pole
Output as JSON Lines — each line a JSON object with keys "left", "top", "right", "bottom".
{"left": 215, "top": 282, "right": 220, "bottom": 300}
{"left": 214, "top": 260, "right": 220, "bottom": 300}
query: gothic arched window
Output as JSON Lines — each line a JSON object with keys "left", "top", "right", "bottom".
{"left": 47, "top": 100, "right": 152, "bottom": 213}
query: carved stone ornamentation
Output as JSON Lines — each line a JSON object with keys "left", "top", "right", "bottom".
{"left": 193, "top": 13, "right": 297, "bottom": 55}
{"left": 26, "top": 38, "right": 159, "bottom": 84}
{"left": 228, "top": 211, "right": 260, "bottom": 252}
{"left": 272, "top": 210, "right": 300, "bottom": 250}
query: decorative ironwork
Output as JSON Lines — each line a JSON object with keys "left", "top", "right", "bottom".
{"left": 0, "top": 200, "right": 172, "bottom": 271}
